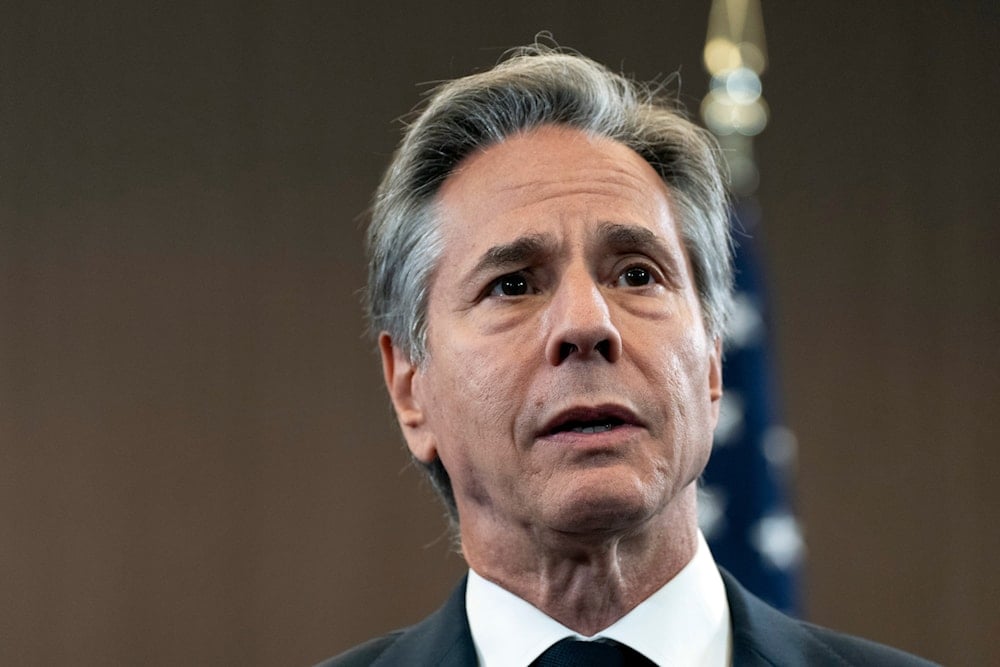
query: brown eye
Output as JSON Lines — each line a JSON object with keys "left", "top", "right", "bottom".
{"left": 622, "top": 266, "right": 652, "bottom": 287}
{"left": 491, "top": 273, "right": 529, "bottom": 296}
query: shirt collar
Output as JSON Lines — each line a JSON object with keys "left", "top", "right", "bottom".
{"left": 466, "top": 531, "right": 732, "bottom": 666}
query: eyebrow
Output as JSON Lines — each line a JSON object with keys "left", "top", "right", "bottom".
{"left": 598, "top": 223, "right": 661, "bottom": 252}
{"left": 469, "top": 233, "right": 556, "bottom": 278}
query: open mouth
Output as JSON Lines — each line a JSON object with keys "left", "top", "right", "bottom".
{"left": 540, "top": 405, "right": 641, "bottom": 438}
{"left": 553, "top": 417, "right": 625, "bottom": 434}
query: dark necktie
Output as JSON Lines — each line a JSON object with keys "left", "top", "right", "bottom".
{"left": 531, "top": 638, "right": 656, "bottom": 666}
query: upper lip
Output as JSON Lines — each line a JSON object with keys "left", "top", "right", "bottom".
{"left": 538, "top": 403, "right": 644, "bottom": 437}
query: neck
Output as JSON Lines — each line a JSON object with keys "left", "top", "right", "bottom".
{"left": 460, "top": 486, "right": 699, "bottom": 636}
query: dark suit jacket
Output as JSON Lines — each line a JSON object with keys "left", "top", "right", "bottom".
{"left": 317, "top": 570, "right": 938, "bottom": 666}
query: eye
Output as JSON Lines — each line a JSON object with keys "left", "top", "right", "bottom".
{"left": 618, "top": 265, "right": 654, "bottom": 287}
{"left": 489, "top": 272, "right": 530, "bottom": 297}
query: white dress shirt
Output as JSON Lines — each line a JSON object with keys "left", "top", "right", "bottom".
{"left": 466, "top": 531, "right": 732, "bottom": 666}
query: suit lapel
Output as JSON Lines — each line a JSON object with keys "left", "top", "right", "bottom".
{"left": 722, "top": 568, "right": 836, "bottom": 666}
{"left": 372, "top": 576, "right": 477, "bottom": 667}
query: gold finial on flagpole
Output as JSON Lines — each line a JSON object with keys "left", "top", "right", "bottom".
{"left": 702, "top": 0, "right": 768, "bottom": 196}
{"left": 704, "top": 0, "right": 768, "bottom": 75}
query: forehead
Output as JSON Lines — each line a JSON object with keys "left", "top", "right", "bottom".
{"left": 432, "top": 125, "right": 678, "bottom": 257}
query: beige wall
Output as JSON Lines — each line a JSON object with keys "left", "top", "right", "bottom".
{"left": 2, "top": 3, "right": 997, "bottom": 665}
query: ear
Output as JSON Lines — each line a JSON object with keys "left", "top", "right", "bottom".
{"left": 708, "top": 336, "right": 723, "bottom": 424}
{"left": 378, "top": 332, "right": 437, "bottom": 463}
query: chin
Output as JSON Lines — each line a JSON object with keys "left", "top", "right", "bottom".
{"left": 542, "top": 473, "right": 662, "bottom": 537}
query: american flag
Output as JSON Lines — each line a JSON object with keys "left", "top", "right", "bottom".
{"left": 698, "top": 201, "right": 804, "bottom": 614}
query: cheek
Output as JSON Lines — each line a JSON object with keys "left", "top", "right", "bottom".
{"left": 673, "top": 337, "right": 717, "bottom": 459}
{"left": 420, "top": 349, "right": 529, "bottom": 511}
{"left": 423, "top": 347, "right": 522, "bottom": 451}
{"left": 645, "top": 331, "right": 716, "bottom": 444}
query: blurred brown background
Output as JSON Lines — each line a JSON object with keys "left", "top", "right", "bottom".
{"left": 2, "top": 2, "right": 998, "bottom": 665}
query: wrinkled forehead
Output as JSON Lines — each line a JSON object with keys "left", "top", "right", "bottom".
{"left": 431, "top": 125, "right": 681, "bottom": 261}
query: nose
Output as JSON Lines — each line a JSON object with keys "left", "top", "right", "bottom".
{"left": 544, "top": 272, "right": 623, "bottom": 365}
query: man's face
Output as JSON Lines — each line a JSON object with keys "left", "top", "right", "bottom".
{"left": 382, "top": 125, "right": 722, "bottom": 542}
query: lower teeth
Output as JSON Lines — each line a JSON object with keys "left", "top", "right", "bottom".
{"left": 572, "top": 424, "right": 613, "bottom": 434}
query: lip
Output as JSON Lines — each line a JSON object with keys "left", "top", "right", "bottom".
{"left": 537, "top": 403, "right": 645, "bottom": 439}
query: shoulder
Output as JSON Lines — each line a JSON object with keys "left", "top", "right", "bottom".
{"left": 312, "top": 577, "right": 476, "bottom": 667}
{"left": 721, "top": 569, "right": 939, "bottom": 666}
{"left": 795, "top": 620, "right": 939, "bottom": 666}
{"left": 312, "top": 631, "right": 405, "bottom": 667}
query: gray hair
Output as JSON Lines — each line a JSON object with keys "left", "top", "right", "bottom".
{"left": 366, "top": 43, "right": 734, "bottom": 522}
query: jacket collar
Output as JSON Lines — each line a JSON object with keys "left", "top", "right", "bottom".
{"left": 370, "top": 576, "right": 477, "bottom": 667}
{"left": 375, "top": 569, "right": 875, "bottom": 667}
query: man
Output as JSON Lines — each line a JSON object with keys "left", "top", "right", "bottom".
{"left": 321, "top": 44, "right": 936, "bottom": 666}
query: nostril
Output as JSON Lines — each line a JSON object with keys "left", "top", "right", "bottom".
{"left": 554, "top": 339, "right": 616, "bottom": 364}
{"left": 558, "top": 342, "right": 578, "bottom": 362}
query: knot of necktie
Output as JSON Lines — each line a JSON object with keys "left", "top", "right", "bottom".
{"left": 531, "top": 637, "right": 655, "bottom": 666}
